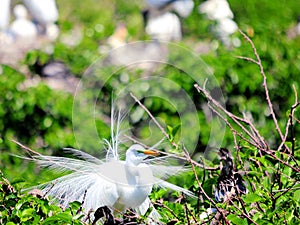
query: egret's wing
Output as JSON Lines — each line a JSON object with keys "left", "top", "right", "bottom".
{"left": 149, "top": 164, "right": 187, "bottom": 180}
{"left": 30, "top": 155, "right": 103, "bottom": 173}
{"left": 145, "top": 156, "right": 190, "bottom": 180}
{"left": 137, "top": 197, "right": 161, "bottom": 223}
{"left": 63, "top": 148, "right": 104, "bottom": 164}
{"left": 23, "top": 154, "right": 120, "bottom": 213}
{"left": 35, "top": 171, "right": 119, "bottom": 212}
{"left": 154, "top": 178, "right": 196, "bottom": 198}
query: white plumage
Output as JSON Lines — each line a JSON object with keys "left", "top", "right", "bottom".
{"left": 145, "top": 12, "right": 182, "bottom": 41}
{"left": 172, "top": 0, "right": 194, "bottom": 18}
{"left": 22, "top": 0, "right": 58, "bottom": 26}
{"left": 0, "top": 0, "right": 11, "bottom": 30}
{"left": 22, "top": 0, "right": 59, "bottom": 39}
{"left": 198, "top": 0, "right": 234, "bottom": 20}
{"left": 25, "top": 106, "right": 194, "bottom": 221}
{"left": 146, "top": 0, "right": 194, "bottom": 18}
{"left": 10, "top": 4, "right": 38, "bottom": 39}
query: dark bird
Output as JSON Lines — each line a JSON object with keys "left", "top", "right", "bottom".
{"left": 214, "top": 148, "right": 248, "bottom": 202}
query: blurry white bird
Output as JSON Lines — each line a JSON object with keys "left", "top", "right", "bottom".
{"left": 145, "top": 11, "right": 182, "bottom": 41}
{"left": 146, "top": 0, "right": 194, "bottom": 18}
{"left": 22, "top": 0, "right": 59, "bottom": 40}
{"left": 198, "top": 0, "right": 234, "bottom": 20}
{"left": 213, "top": 18, "right": 238, "bottom": 47}
{"left": 0, "top": 0, "right": 13, "bottom": 44}
{"left": 172, "top": 0, "right": 194, "bottom": 18}
{"left": 23, "top": 106, "right": 194, "bottom": 222}
{"left": 198, "top": 0, "right": 239, "bottom": 48}
{"left": 0, "top": 0, "right": 10, "bottom": 31}
{"left": 10, "top": 4, "right": 38, "bottom": 39}
{"left": 143, "top": 0, "right": 194, "bottom": 41}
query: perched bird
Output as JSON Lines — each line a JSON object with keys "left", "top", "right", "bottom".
{"left": 0, "top": 0, "right": 10, "bottom": 31}
{"left": 198, "top": 0, "right": 233, "bottom": 21}
{"left": 0, "top": 0, "right": 13, "bottom": 45}
{"left": 145, "top": 0, "right": 194, "bottom": 18}
{"left": 143, "top": 0, "right": 194, "bottom": 41}
{"left": 23, "top": 106, "right": 194, "bottom": 223}
{"left": 214, "top": 148, "right": 248, "bottom": 202}
{"left": 212, "top": 17, "right": 238, "bottom": 47}
{"left": 22, "top": 0, "right": 59, "bottom": 40}
{"left": 198, "top": 0, "right": 239, "bottom": 47}
{"left": 10, "top": 4, "right": 38, "bottom": 39}
{"left": 144, "top": 11, "right": 182, "bottom": 41}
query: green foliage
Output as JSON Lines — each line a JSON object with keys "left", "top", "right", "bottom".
{"left": 0, "top": 0, "right": 299, "bottom": 224}
{"left": 0, "top": 172, "right": 84, "bottom": 225}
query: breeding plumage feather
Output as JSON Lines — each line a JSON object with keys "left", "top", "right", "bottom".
{"left": 23, "top": 105, "right": 195, "bottom": 222}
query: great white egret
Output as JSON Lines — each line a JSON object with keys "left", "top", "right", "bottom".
{"left": 10, "top": 4, "right": 38, "bottom": 39}
{"left": 144, "top": 11, "right": 182, "bottom": 41}
{"left": 24, "top": 106, "right": 195, "bottom": 222}
{"left": 198, "top": 0, "right": 234, "bottom": 21}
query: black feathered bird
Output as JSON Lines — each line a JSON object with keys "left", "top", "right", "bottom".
{"left": 214, "top": 148, "right": 248, "bottom": 202}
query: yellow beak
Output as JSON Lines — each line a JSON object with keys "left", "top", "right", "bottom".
{"left": 141, "top": 149, "right": 160, "bottom": 156}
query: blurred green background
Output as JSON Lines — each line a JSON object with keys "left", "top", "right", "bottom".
{"left": 0, "top": 0, "right": 299, "bottom": 191}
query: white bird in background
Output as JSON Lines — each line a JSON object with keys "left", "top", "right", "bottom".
{"left": 0, "top": 0, "right": 11, "bottom": 31}
{"left": 143, "top": 0, "right": 194, "bottom": 41}
{"left": 0, "top": 0, "right": 12, "bottom": 44}
{"left": 145, "top": 11, "right": 182, "bottom": 41}
{"left": 22, "top": 0, "right": 59, "bottom": 40}
{"left": 146, "top": 0, "right": 194, "bottom": 18}
{"left": 198, "top": 0, "right": 239, "bottom": 48}
{"left": 23, "top": 106, "right": 194, "bottom": 223}
{"left": 10, "top": 4, "right": 38, "bottom": 39}
{"left": 198, "top": 0, "right": 233, "bottom": 21}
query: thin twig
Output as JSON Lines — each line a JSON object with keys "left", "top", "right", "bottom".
{"left": 129, "top": 92, "right": 171, "bottom": 143}
{"left": 228, "top": 199, "right": 259, "bottom": 225}
{"left": 129, "top": 93, "right": 219, "bottom": 171}
{"left": 183, "top": 146, "right": 229, "bottom": 225}
{"left": 279, "top": 84, "right": 299, "bottom": 154}
{"left": 194, "top": 83, "right": 267, "bottom": 150}
{"left": 239, "top": 30, "right": 287, "bottom": 151}
{"left": 12, "top": 139, "right": 43, "bottom": 156}
{"left": 154, "top": 200, "right": 180, "bottom": 220}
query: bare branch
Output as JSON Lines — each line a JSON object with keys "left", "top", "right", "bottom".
{"left": 12, "top": 139, "right": 43, "bottom": 156}
{"left": 239, "top": 30, "right": 287, "bottom": 151}
{"left": 194, "top": 83, "right": 267, "bottom": 150}
{"left": 129, "top": 92, "right": 171, "bottom": 144}
{"left": 129, "top": 92, "right": 218, "bottom": 170}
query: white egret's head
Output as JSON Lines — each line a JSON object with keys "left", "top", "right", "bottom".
{"left": 125, "top": 144, "right": 159, "bottom": 166}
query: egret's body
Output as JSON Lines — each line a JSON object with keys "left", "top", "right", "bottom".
{"left": 198, "top": 0, "right": 233, "bottom": 21}
{"left": 22, "top": 0, "right": 59, "bottom": 40}
{"left": 0, "top": 0, "right": 10, "bottom": 31}
{"left": 145, "top": 11, "right": 182, "bottom": 41}
{"left": 26, "top": 108, "right": 194, "bottom": 221}
{"left": 10, "top": 4, "right": 37, "bottom": 39}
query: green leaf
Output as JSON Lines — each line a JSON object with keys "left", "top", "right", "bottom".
{"left": 6, "top": 222, "right": 17, "bottom": 225}
{"left": 293, "top": 189, "right": 300, "bottom": 202}
{"left": 243, "top": 193, "right": 263, "bottom": 203}
{"left": 42, "top": 212, "right": 73, "bottom": 224}
{"left": 172, "top": 124, "right": 180, "bottom": 137}
{"left": 20, "top": 208, "right": 35, "bottom": 221}
{"left": 227, "top": 214, "right": 248, "bottom": 225}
